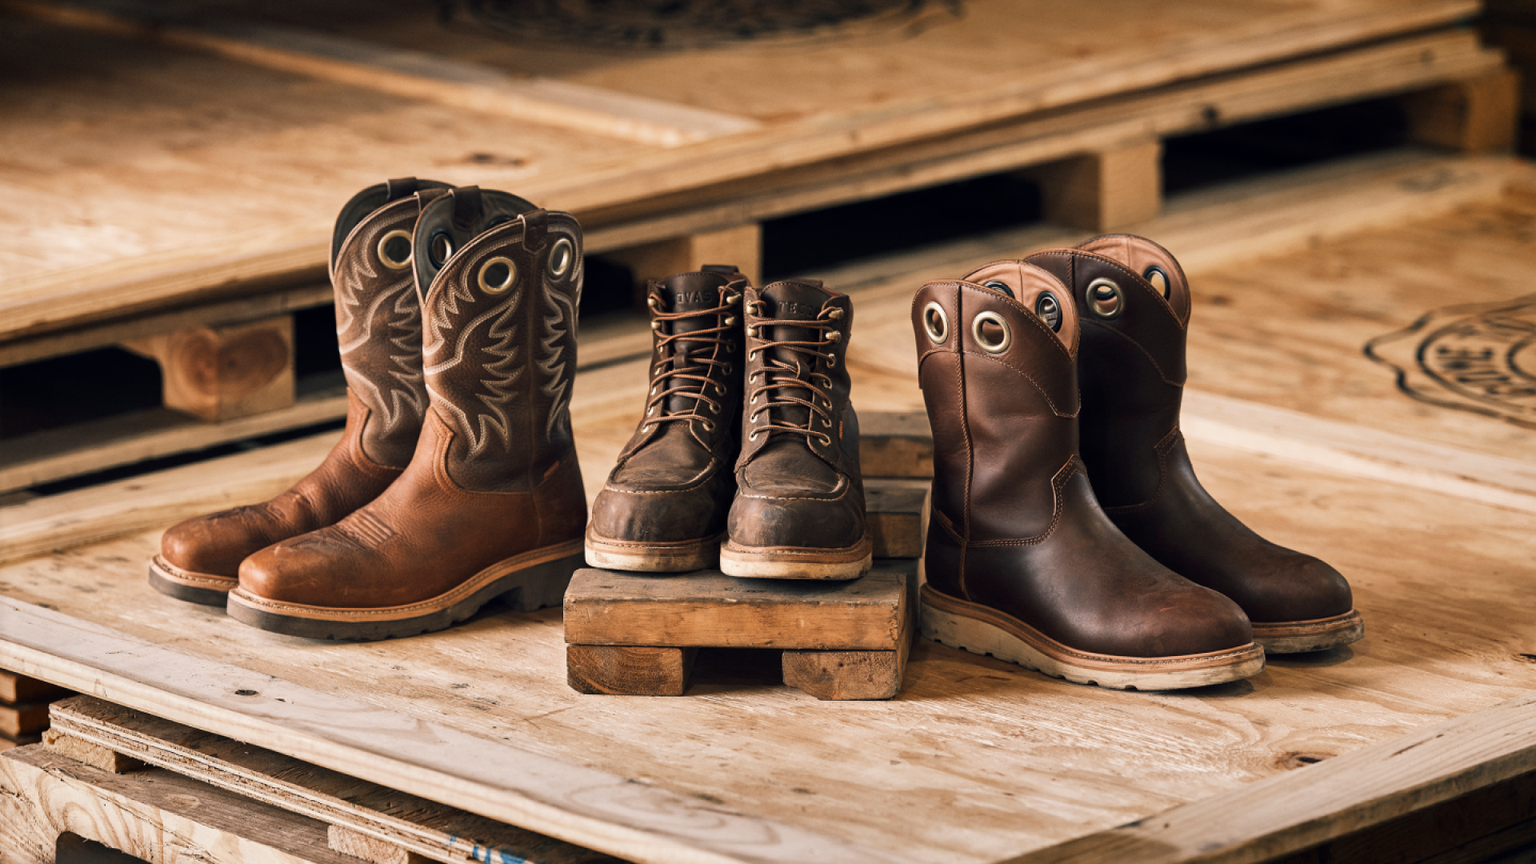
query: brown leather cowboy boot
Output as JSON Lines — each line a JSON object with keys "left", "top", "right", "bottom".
{"left": 1025, "top": 236, "right": 1361, "bottom": 653}
{"left": 586, "top": 266, "right": 748, "bottom": 571}
{"left": 227, "top": 192, "right": 585, "bottom": 639}
{"left": 721, "top": 279, "right": 871, "bottom": 580}
{"left": 913, "top": 261, "right": 1263, "bottom": 690}
{"left": 147, "top": 177, "right": 456, "bottom": 605}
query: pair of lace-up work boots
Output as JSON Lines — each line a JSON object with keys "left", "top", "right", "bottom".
{"left": 148, "top": 179, "right": 588, "bottom": 640}
{"left": 586, "top": 269, "right": 871, "bottom": 581}
{"left": 913, "top": 235, "right": 1363, "bottom": 691}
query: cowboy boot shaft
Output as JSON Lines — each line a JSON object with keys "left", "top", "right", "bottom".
{"left": 913, "top": 277, "right": 1080, "bottom": 544}
{"left": 332, "top": 192, "right": 441, "bottom": 469}
{"left": 1025, "top": 245, "right": 1188, "bottom": 509}
{"left": 418, "top": 203, "right": 581, "bottom": 493}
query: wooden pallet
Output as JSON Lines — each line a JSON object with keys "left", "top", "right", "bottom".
{"left": 0, "top": 669, "right": 71, "bottom": 753}
{"left": 566, "top": 561, "right": 916, "bottom": 700}
{"left": 0, "top": 0, "right": 1519, "bottom": 493}
{"left": 3, "top": 155, "right": 1536, "bottom": 864}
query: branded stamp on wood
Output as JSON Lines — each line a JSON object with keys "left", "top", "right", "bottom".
{"left": 1367, "top": 294, "right": 1536, "bottom": 429}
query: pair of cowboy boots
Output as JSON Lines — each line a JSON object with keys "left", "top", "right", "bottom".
{"left": 148, "top": 179, "right": 587, "bottom": 640}
{"left": 585, "top": 269, "right": 870, "bottom": 580}
{"left": 913, "top": 234, "right": 1361, "bottom": 691}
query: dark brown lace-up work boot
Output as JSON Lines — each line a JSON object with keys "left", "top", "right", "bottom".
{"left": 228, "top": 189, "right": 585, "bottom": 640}
{"left": 148, "top": 177, "right": 452, "bottom": 606}
{"left": 1025, "top": 235, "right": 1361, "bottom": 653}
{"left": 912, "top": 262, "right": 1263, "bottom": 689}
{"left": 586, "top": 266, "right": 748, "bottom": 571}
{"left": 721, "top": 279, "right": 871, "bottom": 580}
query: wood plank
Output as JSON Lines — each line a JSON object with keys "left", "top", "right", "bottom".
{"left": 1002, "top": 692, "right": 1536, "bottom": 864}
{"left": 45, "top": 696, "right": 618, "bottom": 864}
{"left": 566, "top": 645, "right": 697, "bottom": 698}
{"left": 0, "top": 744, "right": 356, "bottom": 864}
{"left": 0, "top": 12, "right": 1497, "bottom": 345}
{"left": 0, "top": 598, "right": 909, "bottom": 864}
{"left": 0, "top": 701, "right": 50, "bottom": 739}
{"left": 122, "top": 313, "right": 296, "bottom": 422}
{"left": 2, "top": 424, "right": 1536, "bottom": 861}
{"left": 4, "top": 0, "right": 761, "bottom": 147}
{"left": 562, "top": 564, "right": 910, "bottom": 651}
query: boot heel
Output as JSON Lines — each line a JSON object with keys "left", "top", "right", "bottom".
{"left": 503, "top": 549, "right": 583, "bottom": 612}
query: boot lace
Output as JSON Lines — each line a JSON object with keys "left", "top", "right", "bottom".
{"left": 746, "top": 301, "right": 844, "bottom": 447}
{"left": 642, "top": 290, "right": 739, "bottom": 434}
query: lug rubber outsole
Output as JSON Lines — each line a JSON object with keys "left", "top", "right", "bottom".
{"left": 584, "top": 528, "right": 724, "bottom": 573}
{"left": 1252, "top": 609, "right": 1364, "bottom": 653}
{"left": 225, "top": 540, "right": 583, "bottom": 641}
{"left": 719, "top": 533, "right": 873, "bottom": 580}
{"left": 920, "top": 584, "right": 1266, "bottom": 691}
{"left": 147, "top": 555, "right": 236, "bottom": 607}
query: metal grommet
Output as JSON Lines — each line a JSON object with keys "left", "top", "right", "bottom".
{"left": 827, "top": 355, "right": 837, "bottom": 367}
{"left": 548, "top": 237, "right": 574, "bottom": 278}
{"left": 477, "top": 256, "right": 517, "bottom": 295}
{"left": 1143, "top": 265, "right": 1171, "bottom": 299}
{"left": 922, "top": 301, "right": 949, "bottom": 345}
{"left": 818, "top": 433, "right": 832, "bottom": 446}
{"left": 376, "top": 229, "right": 412, "bottom": 270}
{"left": 971, "top": 310, "right": 1012, "bottom": 354}
{"left": 1035, "top": 291, "right": 1063, "bottom": 332}
{"left": 749, "top": 430, "right": 759, "bottom": 441}
{"left": 981, "top": 279, "right": 1016, "bottom": 299}
{"left": 428, "top": 230, "right": 454, "bottom": 267}
{"left": 702, "top": 420, "right": 714, "bottom": 431}
{"left": 1086, "top": 278, "right": 1124, "bottom": 319}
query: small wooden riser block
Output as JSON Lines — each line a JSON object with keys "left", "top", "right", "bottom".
{"left": 860, "top": 411, "right": 935, "bottom": 479}
{"left": 1026, "top": 138, "right": 1163, "bottom": 232}
{"left": 0, "top": 669, "right": 71, "bottom": 704}
{"left": 866, "top": 482, "right": 927, "bottom": 559}
{"left": 565, "top": 561, "right": 914, "bottom": 699}
{"left": 1403, "top": 68, "right": 1521, "bottom": 154}
{"left": 43, "top": 729, "right": 145, "bottom": 775}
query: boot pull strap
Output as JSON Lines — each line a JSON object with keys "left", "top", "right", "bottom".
{"left": 384, "top": 177, "right": 420, "bottom": 201}
{"left": 520, "top": 209, "right": 549, "bottom": 251}
{"left": 451, "top": 186, "right": 484, "bottom": 231}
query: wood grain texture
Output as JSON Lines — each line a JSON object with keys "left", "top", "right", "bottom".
{"left": 46, "top": 696, "right": 617, "bottom": 864}
{"left": 0, "top": 700, "right": 49, "bottom": 738}
{"left": 0, "top": 2, "right": 1496, "bottom": 349}
{"left": 865, "top": 481, "right": 927, "bottom": 560}
{"left": 43, "top": 729, "right": 145, "bottom": 774}
{"left": 1030, "top": 138, "right": 1163, "bottom": 232}
{"left": 1404, "top": 67, "right": 1522, "bottom": 153}
{"left": 563, "top": 563, "right": 911, "bottom": 650}
{"left": 0, "top": 744, "right": 356, "bottom": 864}
{"left": 123, "top": 314, "right": 296, "bottom": 422}
{"left": 566, "top": 645, "right": 697, "bottom": 697}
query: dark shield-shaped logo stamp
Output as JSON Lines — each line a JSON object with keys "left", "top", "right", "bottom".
{"left": 1366, "top": 294, "right": 1536, "bottom": 429}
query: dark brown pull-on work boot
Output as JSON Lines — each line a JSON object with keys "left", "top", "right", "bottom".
{"left": 148, "top": 177, "right": 459, "bottom": 606}
{"left": 913, "top": 262, "right": 1264, "bottom": 690}
{"left": 721, "top": 279, "right": 871, "bottom": 580}
{"left": 1025, "top": 235, "right": 1362, "bottom": 654}
{"left": 227, "top": 189, "right": 586, "bottom": 640}
{"left": 586, "top": 266, "right": 748, "bottom": 571}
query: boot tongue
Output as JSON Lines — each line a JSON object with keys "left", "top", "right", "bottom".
{"left": 756, "top": 279, "right": 829, "bottom": 430}
{"left": 656, "top": 271, "right": 730, "bottom": 415}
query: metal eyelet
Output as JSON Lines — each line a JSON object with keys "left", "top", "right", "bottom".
{"left": 702, "top": 420, "right": 714, "bottom": 431}
{"left": 828, "top": 308, "right": 845, "bottom": 320}
{"left": 922, "top": 301, "right": 949, "bottom": 345}
{"left": 981, "top": 280, "right": 1016, "bottom": 299}
{"left": 724, "top": 364, "right": 734, "bottom": 375}
{"left": 1086, "top": 278, "right": 1125, "bottom": 319}
{"left": 548, "top": 237, "right": 574, "bottom": 278}
{"left": 376, "top": 229, "right": 412, "bottom": 270}
{"left": 647, "top": 296, "right": 659, "bottom": 309}
{"left": 749, "top": 430, "right": 759, "bottom": 442}
{"left": 477, "top": 257, "right": 517, "bottom": 295}
{"left": 1143, "top": 265, "right": 1171, "bottom": 299}
{"left": 827, "top": 355, "right": 837, "bottom": 367}
{"left": 709, "top": 403, "right": 720, "bottom": 414}
{"left": 972, "top": 310, "right": 1012, "bottom": 354}
{"left": 818, "top": 433, "right": 832, "bottom": 446}
{"left": 1035, "top": 291, "right": 1063, "bottom": 332}
{"left": 724, "top": 316, "right": 737, "bottom": 327}
{"left": 651, "top": 320, "right": 663, "bottom": 332}
{"left": 644, "top": 424, "right": 654, "bottom": 434}
{"left": 825, "top": 330, "right": 842, "bottom": 343}
{"left": 727, "top": 293, "right": 741, "bottom": 305}
{"left": 750, "top": 394, "right": 759, "bottom": 404}
{"left": 746, "top": 325, "right": 759, "bottom": 338}
{"left": 428, "top": 231, "right": 454, "bottom": 267}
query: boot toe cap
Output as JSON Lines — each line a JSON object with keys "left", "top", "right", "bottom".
{"left": 1242, "top": 552, "right": 1354, "bottom": 624}
{"left": 161, "top": 508, "right": 279, "bottom": 578}
{"left": 589, "top": 480, "right": 731, "bottom": 545}
{"left": 727, "top": 487, "right": 865, "bottom": 550}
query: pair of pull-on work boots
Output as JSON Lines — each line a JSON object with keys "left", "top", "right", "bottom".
{"left": 585, "top": 269, "right": 871, "bottom": 580}
{"left": 148, "top": 178, "right": 588, "bottom": 640}
{"left": 914, "top": 234, "right": 1363, "bottom": 691}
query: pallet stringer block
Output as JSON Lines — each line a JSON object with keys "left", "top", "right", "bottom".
{"left": 602, "top": 223, "right": 762, "bottom": 299}
{"left": 121, "top": 313, "right": 296, "bottom": 422}
{"left": 1403, "top": 67, "right": 1522, "bottom": 154}
{"left": 1024, "top": 137, "right": 1163, "bottom": 232}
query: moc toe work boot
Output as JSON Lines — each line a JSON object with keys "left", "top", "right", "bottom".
{"left": 1025, "top": 235, "right": 1361, "bottom": 654}
{"left": 148, "top": 177, "right": 453, "bottom": 606}
{"left": 228, "top": 191, "right": 585, "bottom": 640}
{"left": 586, "top": 266, "right": 749, "bottom": 571}
{"left": 913, "top": 262, "right": 1264, "bottom": 690}
{"left": 721, "top": 279, "right": 871, "bottom": 580}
